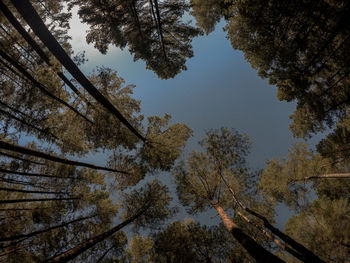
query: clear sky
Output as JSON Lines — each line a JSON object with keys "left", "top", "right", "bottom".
{"left": 67, "top": 8, "right": 322, "bottom": 227}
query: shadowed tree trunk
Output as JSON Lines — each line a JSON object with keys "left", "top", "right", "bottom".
{"left": 45, "top": 208, "right": 147, "bottom": 263}
{"left": 0, "top": 197, "right": 78, "bottom": 204}
{"left": 209, "top": 200, "right": 284, "bottom": 263}
{"left": 0, "top": 214, "right": 97, "bottom": 243}
{"left": 0, "top": 141, "right": 130, "bottom": 174}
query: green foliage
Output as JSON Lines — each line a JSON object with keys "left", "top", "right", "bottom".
{"left": 68, "top": 0, "right": 202, "bottom": 79}
{"left": 285, "top": 197, "right": 350, "bottom": 263}
{"left": 175, "top": 127, "right": 251, "bottom": 213}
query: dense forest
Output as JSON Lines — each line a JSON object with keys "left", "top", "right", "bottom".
{"left": 0, "top": 0, "right": 349, "bottom": 262}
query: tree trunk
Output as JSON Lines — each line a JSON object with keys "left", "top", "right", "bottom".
{"left": 0, "top": 141, "right": 130, "bottom": 174}
{"left": 45, "top": 208, "right": 146, "bottom": 262}
{"left": 0, "top": 108, "right": 59, "bottom": 141}
{"left": 8, "top": 0, "right": 146, "bottom": 142}
{"left": 0, "top": 168, "right": 75, "bottom": 179}
{"left": 219, "top": 172, "right": 325, "bottom": 262}
{"left": 0, "top": 187, "right": 66, "bottom": 195}
{"left": 209, "top": 200, "right": 284, "bottom": 263}
{"left": 236, "top": 210, "right": 305, "bottom": 262}
{"left": 0, "top": 0, "right": 85, "bottom": 99}
{"left": 0, "top": 197, "right": 78, "bottom": 204}
{"left": 292, "top": 173, "right": 350, "bottom": 182}
{"left": 0, "top": 214, "right": 96, "bottom": 243}
{"left": 0, "top": 50, "right": 93, "bottom": 125}
{"left": 0, "top": 150, "right": 44, "bottom": 165}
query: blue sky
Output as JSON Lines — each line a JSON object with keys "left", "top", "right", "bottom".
{"left": 68, "top": 8, "right": 314, "bottom": 170}
{"left": 67, "top": 10, "right": 324, "bottom": 228}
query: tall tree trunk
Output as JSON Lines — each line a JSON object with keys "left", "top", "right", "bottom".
{"left": 0, "top": 50, "right": 93, "bottom": 125}
{"left": 0, "top": 187, "right": 66, "bottom": 195}
{"left": 209, "top": 200, "right": 284, "bottom": 263}
{"left": 0, "top": 214, "right": 96, "bottom": 243}
{"left": 152, "top": 0, "right": 167, "bottom": 60}
{"left": 0, "top": 108, "right": 59, "bottom": 141}
{"left": 218, "top": 170, "right": 325, "bottom": 262}
{"left": 45, "top": 208, "right": 147, "bottom": 262}
{"left": 292, "top": 173, "right": 350, "bottom": 182}
{"left": 0, "top": 141, "right": 130, "bottom": 174}
{"left": 8, "top": 0, "right": 146, "bottom": 142}
{"left": 0, "top": 0, "right": 85, "bottom": 99}
{"left": 235, "top": 210, "right": 305, "bottom": 262}
{"left": 0, "top": 168, "right": 75, "bottom": 179}
{"left": 0, "top": 197, "right": 78, "bottom": 204}
{"left": 0, "top": 150, "right": 44, "bottom": 165}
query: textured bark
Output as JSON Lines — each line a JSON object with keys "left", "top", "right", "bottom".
{"left": 209, "top": 200, "right": 284, "bottom": 263}
{"left": 9, "top": 0, "right": 146, "bottom": 142}
{"left": 45, "top": 208, "right": 146, "bottom": 262}
{"left": 0, "top": 141, "right": 131, "bottom": 174}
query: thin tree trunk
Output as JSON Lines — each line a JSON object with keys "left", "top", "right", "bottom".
{"left": 8, "top": 0, "right": 146, "bottom": 142}
{"left": 0, "top": 50, "right": 93, "bottom": 125}
{"left": 292, "top": 173, "right": 350, "bottom": 182}
{"left": 0, "top": 168, "right": 75, "bottom": 179}
{"left": 0, "top": 141, "right": 131, "bottom": 174}
{"left": 0, "top": 187, "right": 66, "bottom": 195}
{"left": 0, "top": 150, "right": 44, "bottom": 165}
{"left": 0, "top": 197, "right": 78, "bottom": 204}
{"left": 95, "top": 246, "right": 114, "bottom": 263}
{"left": 0, "top": 108, "right": 59, "bottom": 141}
{"left": 0, "top": 214, "right": 96, "bottom": 243}
{"left": 45, "top": 208, "right": 147, "bottom": 262}
{"left": 209, "top": 200, "right": 284, "bottom": 263}
{"left": 0, "top": 0, "right": 82, "bottom": 98}
{"left": 151, "top": 0, "right": 167, "bottom": 60}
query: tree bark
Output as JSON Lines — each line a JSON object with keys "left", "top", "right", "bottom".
{"left": 209, "top": 200, "right": 284, "bottom": 263}
{"left": 8, "top": 0, "right": 146, "bottom": 142}
{"left": 0, "top": 141, "right": 131, "bottom": 174}
{"left": 45, "top": 208, "right": 146, "bottom": 262}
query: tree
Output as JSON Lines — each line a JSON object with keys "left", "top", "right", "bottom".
{"left": 174, "top": 127, "right": 283, "bottom": 262}
{"left": 191, "top": 0, "right": 350, "bottom": 139}
{"left": 45, "top": 180, "right": 175, "bottom": 262}
{"left": 68, "top": 0, "right": 202, "bottom": 79}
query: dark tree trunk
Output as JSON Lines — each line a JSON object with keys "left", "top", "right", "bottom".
{"left": 8, "top": 0, "right": 146, "bottom": 142}
{"left": 0, "top": 197, "right": 78, "bottom": 204}
{"left": 209, "top": 200, "right": 284, "bottom": 263}
{"left": 45, "top": 208, "right": 146, "bottom": 262}
{"left": 0, "top": 50, "right": 93, "bottom": 125}
{"left": 0, "top": 214, "right": 96, "bottom": 243}
{"left": 0, "top": 141, "right": 131, "bottom": 174}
